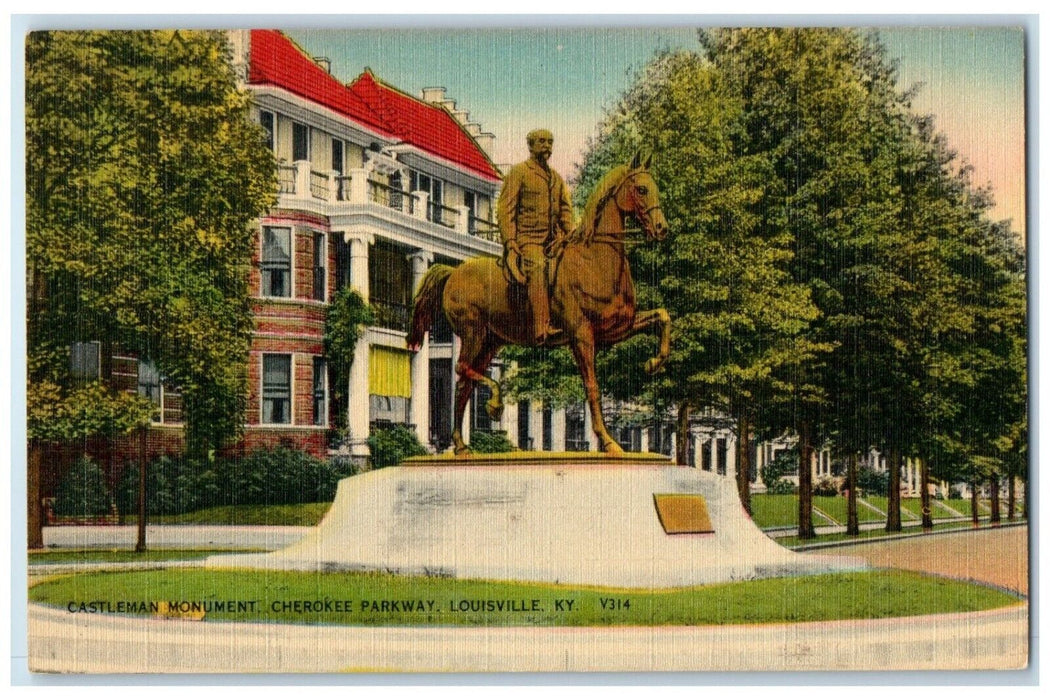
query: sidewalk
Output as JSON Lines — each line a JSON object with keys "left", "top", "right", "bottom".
{"left": 41, "top": 524, "right": 309, "bottom": 550}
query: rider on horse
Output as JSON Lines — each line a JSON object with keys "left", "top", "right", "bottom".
{"left": 497, "top": 128, "right": 575, "bottom": 345}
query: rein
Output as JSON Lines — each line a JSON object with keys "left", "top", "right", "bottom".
{"left": 580, "top": 170, "right": 662, "bottom": 245}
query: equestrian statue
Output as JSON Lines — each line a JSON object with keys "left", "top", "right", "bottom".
{"left": 407, "top": 130, "right": 670, "bottom": 456}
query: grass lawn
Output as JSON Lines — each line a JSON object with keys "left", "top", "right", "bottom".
{"left": 125, "top": 503, "right": 332, "bottom": 527}
{"left": 29, "top": 549, "right": 264, "bottom": 565}
{"left": 30, "top": 568, "right": 1020, "bottom": 626}
{"left": 864, "top": 496, "right": 920, "bottom": 521}
{"left": 749, "top": 495, "right": 835, "bottom": 529}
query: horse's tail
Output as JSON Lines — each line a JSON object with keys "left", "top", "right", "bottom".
{"left": 407, "top": 264, "right": 454, "bottom": 351}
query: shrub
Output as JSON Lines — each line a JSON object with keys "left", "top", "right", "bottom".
{"left": 54, "top": 457, "right": 112, "bottom": 517}
{"left": 116, "top": 454, "right": 219, "bottom": 516}
{"left": 469, "top": 430, "right": 516, "bottom": 454}
{"left": 217, "top": 447, "right": 341, "bottom": 506}
{"left": 761, "top": 448, "right": 797, "bottom": 495}
{"left": 765, "top": 479, "right": 797, "bottom": 495}
{"left": 368, "top": 424, "right": 427, "bottom": 469}
{"left": 858, "top": 465, "right": 890, "bottom": 496}
{"left": 813, "top": 476, "right": 840, "bottom": 497}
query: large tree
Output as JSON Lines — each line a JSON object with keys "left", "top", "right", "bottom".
{"left": 26, "top": 30, "right": 276, "bottom": 546}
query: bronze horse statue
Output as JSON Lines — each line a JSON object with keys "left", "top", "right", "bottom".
{"left": 407, "top": 153, "right": 671, "bottom": 455}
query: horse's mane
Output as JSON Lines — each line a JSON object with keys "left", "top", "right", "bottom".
{"left": 574, "top": 164, "right": 629, "bottom": 244}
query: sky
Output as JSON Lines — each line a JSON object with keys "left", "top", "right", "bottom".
{"left": 286, "top": 25, "right": 1027, "bottom": 238}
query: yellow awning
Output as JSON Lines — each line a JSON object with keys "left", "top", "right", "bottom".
{"left": 369, "top": 346, "right": 411, "bottom": 398}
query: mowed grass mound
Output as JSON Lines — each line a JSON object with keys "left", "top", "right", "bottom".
{"left": 30, "top": 568, "right": 1020, "bottom": 627}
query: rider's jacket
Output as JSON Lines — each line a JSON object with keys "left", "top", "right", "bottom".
{"left": 498, "top": 158, "right": 574, "bottom": 247}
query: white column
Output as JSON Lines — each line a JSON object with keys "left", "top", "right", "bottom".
{"left": 348, "top": 167, "right": 369, "bottom": 204}
{"left": 552, "top": 408, "right": 567, "bottom": 452}
{"left": 530, "top": 403, "right": 544, "bottom": 451}
{"left": 641, "top": 427, "right": 651, "bottom": 454}
{"left": 583, "top": 405, "right": 594, "bottom": 451}
{"left": 455, "top": 204, "right": 471, "bottom": 234}
{"left": 407, "top": 250, "right": 433, "bottom": 448}
{"left": 727, "top": 433, "right": 738, "bottom": 478}
{"left": 505, "top": 400, "right": 519, "bottom": 449}
{"left": 294, "top": 160, "right": 311, "bottom": 198}
{"left": 412, "top": 190, "right": 429, "bottom": 220}
{"left": 326, "top": 169, "right": 339, "bottom": 203}
{"left": 344, "top": 231, "right": 373, "bottom": 459}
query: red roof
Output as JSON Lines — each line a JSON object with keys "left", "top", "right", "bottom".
{"left": 248, "top": 30, "right": 501, "bottom": 183}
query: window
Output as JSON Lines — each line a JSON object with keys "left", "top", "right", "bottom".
{"left": 313, "top": 231, "right": 326, "bottom": 301}
{"left": 331, "top": 139, "right": 344, "bottom": 174}
{"left": 137, "top": 359, "right": 162, "bottom": 409}
{"left": 542, "top": 407, "right": 553, "bottom": 451}
{"left": 259, "top": 110, "right": 275, "bottom": 151}
{"left": 409, "top": 171, "right": 444, "bottom": 223}
{"left": 464, "top": 190, "right": 477, "bottom": 233}
{"left": 70, "top": 341, "right": 101, "bottom": 380}
{"left": 517, "top": 401, "right": 531, "bottom": 450}
{"left": 312, "top": 357, "right": 327, "bottom": 426}
{"left": 261, "top": 226, "right": 292, "bottom": 298}
{"left": 262, "top": 354, "right": 292, "bottom": 424}
{"left": 292, "top": 122, "right": 309, "bottom": 162}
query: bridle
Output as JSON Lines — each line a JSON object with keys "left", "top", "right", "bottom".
{"left": 587, "top": 169, "right": 663, "bottom": 244}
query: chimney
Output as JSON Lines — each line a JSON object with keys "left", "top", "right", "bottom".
{"left": 465, "top": 122, "right": 482, "bottom": 136}
{"left": 313, "top": 56, "right": 332, "bottom": 74}
{"left": 452, "top": 109, "right": 470, "bottom": 124}
{"left": 476, "top": 132, "right": 496, "bottom": 157}
{"left": 421, "top": 86, "right": 447, "bottom": 103}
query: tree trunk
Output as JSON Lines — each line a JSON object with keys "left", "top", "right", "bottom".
{"left": 797, "top": 421, "right": 815, "bottom": 539}
{"left": 846, "top": 451, "right": 859, "bottom": 536}
{"left": 1007, "top": 476, "right": 1016, "bottom": 520}
{"left": 27, "top": 440, "right": 45, "bottom": 549}
{"left": 989, "top": 474, "right": 1001, "bottom": 524}
{"left": 920, "top": 458, "right": 933, "bottom": 530}
{"left": 736, "top": 413, "right": 751, "bottom": 515}
{"left": 970, "top": 481, "right": 979, "bottom": 526}
{"left": 675, "top": 401, "right": 691, "bottom": 467}
{"left": 885, "top": 447, "right": 902, "bottom": 532}
{"left": 135, "top": 427, "right": 148, "bottom": 552}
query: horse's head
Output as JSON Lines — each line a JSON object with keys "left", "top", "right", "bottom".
{"left": 615, "top": 152, "right": 668, "bottom": 242}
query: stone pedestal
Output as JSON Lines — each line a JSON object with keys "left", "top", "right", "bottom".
{"left": 207, "top": 454, "right": 864, "bottom": 588}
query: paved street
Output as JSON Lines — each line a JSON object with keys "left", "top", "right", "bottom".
{"left": 833, "top": 525, "right": 1029, "bottom": 595}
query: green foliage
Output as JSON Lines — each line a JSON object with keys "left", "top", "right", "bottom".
{"left": 54, "top": 457, "right": 112, "bottom": 517}
{"left": 761, "top": 449, "right": 798, "bottom": 495}
{"left": 26, "top": 30, "right": 277, "bottom": 456}
{"left": 857, "top": 465, "right": 890, "bottom": 496}
{"left": 217, "top": 447, "right": 340, "bottom": 506}
{"left": 117, "top": 447, "right": 343, "bottom": 515}
{"left": 324, "top": 287, "right": 374, "bottom": 430}
{"left": 367, "top": 425, "right": 428, "bottom": 469}
{"left": 116, "top": 454, "right": 219, "bottom": 516}
{"left": 501, "top": 346, "right": 584, "bottom": 407}
{"left": 468, "top": 430, "right": 516, "bottom": 454}
{"left": 28, "top": 381, "right": 153, "bottom": 442}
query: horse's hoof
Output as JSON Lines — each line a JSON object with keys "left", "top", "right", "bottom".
{"left": 601, "top": 440, "right": 625, "bottom": 457}
{"left": 454, "top": 446, "right": 473, "bottom": 456}
{"left": 485, "top": 400, "right": 504, "bottom": 421}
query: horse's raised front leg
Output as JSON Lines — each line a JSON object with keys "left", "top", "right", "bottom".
{"left": 569, "top": 324, "right": 624, "bottom": 456}
{"left": 628, "top": 308, "right": 671, "bottom": 374}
